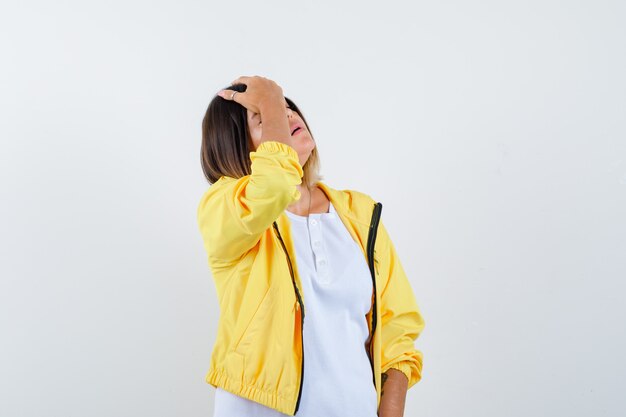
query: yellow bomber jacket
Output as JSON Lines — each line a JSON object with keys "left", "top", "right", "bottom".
{"left": 196, "top": 140, "right": 425, "bottom": 415}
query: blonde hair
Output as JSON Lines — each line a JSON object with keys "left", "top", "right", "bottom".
{"left": 301, "top": 144, "right": 324, "bottom": 187}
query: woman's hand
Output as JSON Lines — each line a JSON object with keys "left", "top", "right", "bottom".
{"left": 217, "top": 75, "right": 287, "bottom": 115}
{"left": 218, "top": 75, "right": 294, "bottom": 148}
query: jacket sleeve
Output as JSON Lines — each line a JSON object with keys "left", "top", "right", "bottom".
{"left": 377, "top": 218, "right": 426, "bottom": 389}
{"left": 197, "top": 141, "right": 304, "bottom": 268}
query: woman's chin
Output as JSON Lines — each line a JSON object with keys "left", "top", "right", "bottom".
{"left": 291, "top": 133, "right": 314, "bottom": 164}
{"left": 298, "top": 147, "right": 315, "bottom": 167}
{"left": 301, "top": 135, "right": 315, "bottom": 150}
{"left": 298, "top": 149, "right": 309, "bottom": 162}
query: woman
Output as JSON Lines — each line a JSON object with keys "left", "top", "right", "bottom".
{"left": 197, "top": 75, "right": 425, "bottom": 417}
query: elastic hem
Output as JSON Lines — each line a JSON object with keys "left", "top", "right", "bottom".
{"left": 206, "top": 368, "right": 297, "bottom": 416}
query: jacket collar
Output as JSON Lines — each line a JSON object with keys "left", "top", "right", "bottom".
{"left": 317, "top": 181, "right": 375, "bottom": 227}
{"left": 276, "top": 181, "right": 377, "bottom": 260}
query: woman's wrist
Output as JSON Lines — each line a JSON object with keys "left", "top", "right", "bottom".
{"left": 378, "top": 369, "right": 408, "bottom": 417}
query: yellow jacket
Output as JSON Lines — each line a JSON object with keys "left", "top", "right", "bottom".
{"left": 197, "top": 140, "right": 425, "bottom": 415}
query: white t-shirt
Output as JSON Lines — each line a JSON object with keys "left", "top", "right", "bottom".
{"left": 213, "top": 201, "right": 378, "bottom": 417}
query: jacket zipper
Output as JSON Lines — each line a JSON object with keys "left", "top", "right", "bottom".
{"left": 272, "top": 222, "right": 305, "bottom": 415}
{"left": 366, "top": 202, "right": 383, "bottom": 391}
{"left": 272, "top": 201, "right": 382, "bottom": 415}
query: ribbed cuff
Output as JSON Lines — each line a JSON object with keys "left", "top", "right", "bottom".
{"left": 256, "top": 141, "right": 299, "bottom": 160}
{"left": 384, "top": 361, "right": 412, "bottom": 385}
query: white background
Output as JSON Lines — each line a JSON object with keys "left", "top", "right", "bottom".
{"left": 1, "top": 1, "right": 625, "bottom": 416}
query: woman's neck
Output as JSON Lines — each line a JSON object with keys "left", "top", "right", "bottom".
{"left": 286, "top": 184, "right": 330, "bottom": 215}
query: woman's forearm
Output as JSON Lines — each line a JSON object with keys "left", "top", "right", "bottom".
{"left": 378, "top": 368, "right": 408, "bottom": 417}
{"left": 259, "top": 103, "right": 291, "bottom": 145}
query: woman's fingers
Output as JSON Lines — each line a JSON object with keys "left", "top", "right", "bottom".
{"left": 217, "top": 89, "right": 238, "bottom": 101}
{"left": 217, "top": 75, "right": 282, "bottom": 115}
{"left": 217, "top": 75, "right": 254, "bottom": 101}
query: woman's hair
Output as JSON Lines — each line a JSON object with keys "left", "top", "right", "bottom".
{"left": 201, "top": 83, "right": 323, "bottom": 187}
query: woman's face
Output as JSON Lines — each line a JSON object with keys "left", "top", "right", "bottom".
{"left": 246, "top": 103, "right": 315, "bottom": 167}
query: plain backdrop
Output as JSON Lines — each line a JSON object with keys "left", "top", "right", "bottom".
{"left": 1, "top": 1, "right": 625, "bottom": 416}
